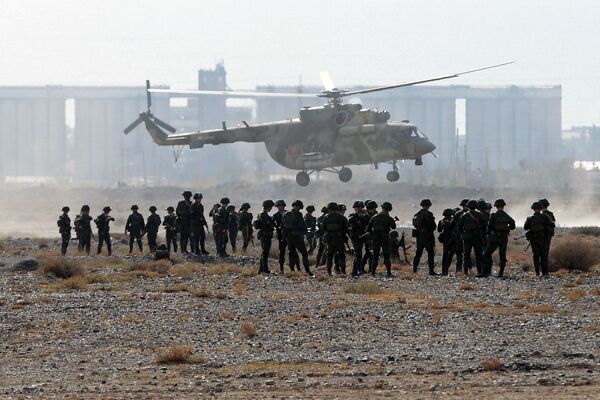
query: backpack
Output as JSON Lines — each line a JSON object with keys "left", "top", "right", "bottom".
{"left": 462, "top": 212, "right": 479, "bottom": 231}
{"left": 412, "top": 212, "right": 424, "bottom": 229}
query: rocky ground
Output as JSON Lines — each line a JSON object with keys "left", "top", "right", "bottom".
{"left": 0, "top": 235, "right": 599, "bottom": 399}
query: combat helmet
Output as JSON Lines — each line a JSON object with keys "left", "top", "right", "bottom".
{"left": 494, "top": 199, "right": 506, "bottom": 207}
{"left": 420, "top": 199, "right": 432, "bottom": 207}
{"left": 321, "top": 206, "right": 329, "bottom": 213}
{"left": 467, "top": 200, "right": 478, "bottom": 210}
{"left": 193, "top": 192, "right": 203, "bottom": 200}
{"left": 539, "top": 198, "right": 550, "bottom": 208}
{"left": 103, "top": 206, "right": 112, "bottom": 213}
{"left": 130, "top": 204, "right": 139, "bottom": 211}
{"left": 182, "top": 190, "right": 192, "bottom": 198}
{"left": 338, "top": 204, "right": 347, "bottom": 212}
{"left": 381, "top": 201, "right": 393, "bottom": 211}
{"left": 226, "top": 205, "right": 235, "bottom": 211}
{"left": 327, "top": 202, "right": 338, "bottom": 211}
{"left": 443, "top": 208, "right": 454, "bottom": 217}
{"left": 366, "top": 200, "right": 378, "bottom": 210}
{"left": 292, "top": 200, "right": 304, "bottom": 209}
{"left": 165, "top": 206, "right": 175, "bottom": 212}
{"left": 262, "top": 199, "right": 275, "bottom": 209}
{"left": 220, "top": 197, "right": 230, "bottom": 205}
{"left": 484, "top": 202, "right": 492, "bottom": 211}
{"left": 240, "top": 202, "right": 251, "bottom": 210}
{"left": 352, "top": 200, "right": 365, "bottom": 209}
{"left": 390, "top": 230, "right": 399, "bottom": 238}
{"left": 476, "top": 199, "right": 486, "bottom": 211}
{"left": 275, "top": 199, "right": 286, "bottom": 207}
{"left": 306, "top": 205, "right": 315, "bottom": 212}
{"left": 460, "top": 198, "right": 470, "bottom": 207}
{"left": 149, "top": 206, "right": 157, "bottom": 212}
{"left": 81, "top": 205, "right": 90, "bottom": 212}
{"left": 531, "top": 201, "right": 542, "bottom": 210}
{"left": 62, "top": 206, "right": 70, "bottom": 213}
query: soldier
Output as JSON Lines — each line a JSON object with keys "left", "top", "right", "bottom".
{"left": 77, "top": 205, "right": 93, "bottom": 255}
{"left": 524, "top": 202, "right": 555, "bottom": 276}
{"left": 348, "top": 200, "right": 366, "bottom": 276}
{"left": 272, "top": 200, "right": 290, "bottom": 273}
{"left": 412, "top": 199, "right": 437, "bottom": 275}
{"left": 238, "top": 203, "right": 254, "bottom": 253}
{"left": 163, "top": 206, "right": 178, "bottom": 253}
{"left": 539, "top": 199, "right": 556, "bottom": 257}
{"left": 214, "top": 197, "right": 231, "bottom": 257}
{"left": 227, "top": 205, "right": 239, "bottom": 254}
{"left": 458, "top": 200, "right": 485, "bottom": 275}
{"left": 176, "top": 191, "right": 193, "bottom": 253}
{"left": 483, "top": 199, "right": 516, "bottom": 277}
{"left": 95, "top": 206, "right": 114, "bottom": 256}
{"left": 322, "top": 202, "right": 349, "bottom": 276}
{"left": 450, "top": 199, "right": 469, "bottom": 273}
{"left": 367, "top": 202, "right": 397, "bottom": 277}
{"left": 315, "top": 206, "right": 329, "bottom": 266}
{"left": 254, "top": 200, "right": 275, "bottom": 274}
{"left": 479, "top": 201, "right": 492, "bottom": 249}
{"left": 125, "top": 205, "right": 145, "bottom": 254}
{"left": 437, "top": 208, "right": 456, "bottom": 276}
{"left": 283, "top": 200, "right": 314, "bottom": 276}
{"left": 362, "top": 201, "right": 378, "bottom": 273}
{"left": 190, "top": 193, "right": 209, "bottom": 255}
{"left": 304, "top": 205, "right": 317, "bottom": 254}
{"left": 57, "top": 206, "right": 72, "bottom": 256}
{"left": 146, "top": 206, "right": 161, "bottom": 253}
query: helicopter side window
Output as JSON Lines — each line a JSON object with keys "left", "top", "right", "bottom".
{"left": 408, "top": 127, "right": 419, "bottom": 138}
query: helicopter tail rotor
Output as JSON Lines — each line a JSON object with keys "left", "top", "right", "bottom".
{"left": 123, "top": 80, "right": 177, "bottom": 134}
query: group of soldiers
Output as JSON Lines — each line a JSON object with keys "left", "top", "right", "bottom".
{"left": 56, "top": 192, "right": 556, "bottom": 278}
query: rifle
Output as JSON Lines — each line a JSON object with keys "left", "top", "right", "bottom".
{"left": 524, "top": 242, "right": 531, "bottom": 253}
{"left": 513, "top": 232, "right": 527, "bottom": 240}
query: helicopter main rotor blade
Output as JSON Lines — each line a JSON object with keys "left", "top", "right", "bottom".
{"left": 124, "top": 115, "right": 146, "bottom": 135}
{"left": 148, "top": 88, "right": 317, "bottom": 98}
{"left": 146, "top": 80, "right": 152, "bottom": 110}
{"left": 152, "top": 116, "right": 177, "bottom": 133}
{"left": 341, "top": 61, "right": 514, "bottom": 97}
{"left": 319, "top": 71, "right": 336, "bottom": 91}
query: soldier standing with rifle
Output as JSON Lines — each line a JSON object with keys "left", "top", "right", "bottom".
{"left": 77, "top": 205, "right": 93, "bottom": 255}
{"left": 255, "top": 200, "right": 275, "bottom": 274}
{"left": 362, "top": 200, "right": 378, "bottom": 273}
{"left": 539, "top": 199, "right": 555, "bottom": 258}
{"left": 227, "top": 205, "right": 239, "bottom": 254}
{"left": 146, "top": 206, "right": 161, "bottom": 253}
{"left": 190, "top": 193, "right": 209, "bottom": 255}
{"left": 125, "top": 205, "right": 145, "bottom": 254}
{"left": 483, "top": 199, "right": 516, "bottom": 277}
{"left": 348, "top": 200, "right": 367, "bottom": 276}
{"left": 176, "top": 191, "right": 193, "bottom": 253}
{"left": 437, "top": 208, "right": 456, "bottom": 276}
{"left": 367, "top": 202, "right": 397, "bottom": 278}
{"left": 214, "top": 197, "right": 231, "bottom": 257}
{"left": 272, "top": 200, "right": 290, "bottom": 273}
{"left": 315, "top": 206, "right": 329, "bottom": 266}
{"left": 163, "top": 206, "right": 178, "bottom": 253}
{"left": 304, "top": 205, "right": 317, "bottom": 254}
{"left": 412, "top": 199, "right": 437, "bottom": 275}
{"left": 57, "top": 206, "right": 72, "bottom": 256}
{"left": 238, "top": 203, "right": 253, "bottom": 253}
{"left": 458, "top": 200, "right": 485, "bottom": 275}
{"left": 450, "top": 199, "right": 470, "bottom": 273}
{"left": 323, "top": 202, "right": 349, "bottom": 276}
{"left": 283, "top": 200, "right": 314, "bottom": 276}
{"left": 524, "top": 202, "right": 555, "bottom": 276}
{"left": 95, "top": 206, "right": 114, "bottom": 256}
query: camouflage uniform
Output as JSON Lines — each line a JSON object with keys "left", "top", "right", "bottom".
{"left": 227, "top": 206, "right": 239, "bottom": 254}
{"left": 304, "top": 206, "right": 317, "bottom": 254}
{"left": 146, "top": 207, "right": 161, "bottom": 253}
{"left": 540, "top": 199, "right": 555, "bottom": 258}
{"left": 213, "top": 199, "right": 231, "bottom": 257}
{"left": 255, "top": 200, "right": 275, "bottom": 273}
{"left": 282, "top": 201, "right": 313, "bottom": 275}
{"left": 125, "top": 206, "right": 145, "bottom": 253}
{"left": 315, "top": 207, "right": 329, "bottom": 266}
{"left": 437, "top": 209, "right": 456, "bottom": 275}
{"left": 272, "top": 200, "right": 291, "bottom": 273}
{"left": 323, "top": 203, "right": 349, "bottom": 275}
{"left": 176, "top": 191, "right": 193, "bottom": 252}
{"left": 190, "top": 194, "right": 208, "bottom": 255}
{"left": 162, "top": 208, "right": 178, "bottom": 253}
{"left": 483, "top": 199, "right": 515, "bottom": 277}
{"left": 368, "top": 202, "right": 397, "bottom": 277}
{"left": 95, "top": 207, "right": 114, "bottom": 255}
{"left": 348, "top": 201, "right": 368, "bottom": 276}
{"left": 238, "top": 204, "right": 253, "bottom": 252}
{"left": 524, "top": 202, "right": 555, "bottom": 276}
{"left": 412, "top": 199, "right": 437, "bottom": 275}
{"left": 57, "top": 207, "right": 71, "bottom": 256}
{"left": 76, "top": 206, "right": 93, "bottom": 255}
{"left": 449, "top": 199, "right": 469, "bottom": 272}
{"left": 458, "top": 201, "right": 486, "bottom": 274}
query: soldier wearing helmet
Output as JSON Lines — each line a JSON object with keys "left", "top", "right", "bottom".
{"left": 437, "top": 208, "right": 456, "bottom": 275}
{"left": 272, "top": 200, "right": 292, "bottom": 273}
{"left": 57, "top": 206, "right": 72, "bottom": 256}
{"left": 322, "top": 202, "right": 349, "bottom": 275}
{"left": 524, "top": 202, "right": 554, "bottom": 276}
{"left": 211, "top": 197, "right": 231, "bottom": 257}
{"left": 479, "top": 202, "right": 493, "bottom": 251}
{"left": 412, "top": 199, "right": 437, "bottom": 275}
{"left": 448, "top": 199, "right": 470, "bottom": 273}
{"left": 367, "top": 201, "right": 396, "bottom": 277}
{"left": 304, "top": 205, "right": 317, "bottom": 254}
{"left": 190, "top": 193, "right": 209, "bottom": 255}
{"left": 76, "top": 205, "right": 93, "bottom": 255}
{"left": 125, "top": 205, "right": 145, "bottom": 254}
{"left": 282, "top": 200, "right": 314, "bottom": 276}
{"left": 539, "top": 198, "right": 555, "bottom": 258}
{"left": 457, "top": 200, "right": 486, "bottom": 275}
{"left": 238, "top": 203, "right": 254, "bottom": 253}
{"left": 482, "top": 199, "right": 516, "bottom": 277}
{"left": 254, "top": 200, "right": 275, "bottom": 273}
{"left": 146, "top": 206, "right": 161, "bottom": 253}
{"left": 95, "top": 206, "right": 115, "bottom": 255}
{"left": 226, "top": 205, "right": 239, "bottom": 254}
{"left": 176, "top": 191, "right": 194, "bottom": 253}
{"left": 162, "top": 206, "right": 178, "bottom": 253}
{"left": 315, "top": 206, "right": 329, "bottom": 266}
{"left": 348, "top": 200, "right": 368, "bottom": 276}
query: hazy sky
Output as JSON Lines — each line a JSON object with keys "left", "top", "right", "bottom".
{"left": 1, "top": 0, "right": 598, "bottom": 127}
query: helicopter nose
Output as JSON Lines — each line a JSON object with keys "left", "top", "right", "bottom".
{"left": 416, "top": 140, "right": 436, "bottom": 155}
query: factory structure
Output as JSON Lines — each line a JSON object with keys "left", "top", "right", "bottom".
{"left": 0, "top": 63, "right": 574, "bottom": 186}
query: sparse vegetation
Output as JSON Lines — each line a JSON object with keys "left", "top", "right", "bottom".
{"left": 549, "top": 235, "right": 600, "bottom": 272}
{"left": 459, "top": 282, "right": 475, "bottom": 291}
{"left": 342, "top": 281, "right": 384, "bottom": 295}
{"left": 130, "top": 259, "right": 171, "bottom": 274}
{"left": 49, "top": 276, "right": 88, "bottom": 290}
{"left": 37, "top": 256, "right": 84, "bottom": 279}
{"left": 525, "top": 304, "right": 555, "bottom": 314}
{"left": 562, "top": 289, "right": 586, "bottom": 301}
{"left": 240, "top": 321, "right": 258, "bottom": 338}
{"left": 155, "top": 344, "right": 204, "bottom": 365}
{"left": 571, "top": 226, "right": 600, "bottom": 237}
{"left": 481, "top": 357, "right": 503, "bottom": 371}
{"left": 162, "top": 283, "right": 188, "bottom": 293}
{"left": 192, "top": 287, "right": 213, "bottom": 298}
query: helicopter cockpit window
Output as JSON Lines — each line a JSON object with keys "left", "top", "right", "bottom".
{"left": 408, "top": 127, "right": 419, "bottom": 138}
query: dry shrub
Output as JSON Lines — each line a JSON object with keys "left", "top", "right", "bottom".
{"left": 315, "top": 272, "right": 330, "bottom": 282}
{"left": 50, "top": 276, "right": 88, "bottom": 290}
{"left": 206, "top": 263, "right": 243, "bottom": 275}
{"left": 162, "top": 283, "right": 188, "bottom": 293}
{"left": 459, "top": 282, "right": 475, "bottom": 291}
{"left": 130, "top": 259, "right": 171, "bottom": 274}
{"left": 526, "top": 304, "right": 555, "bottom": 314}
{"left": 36, "top": 239, "right": 49, "bottom": 249}
{"left": 192, "top": 287, "right": 213, "bottom": 298}
{"left": 562, "top": 289, "right": 586, "bottom": 301}
{"left": 284, "top": 271, "right": 305, "bottom": 280}
{"left": 481, "top": 357, "right": 503, "bottom": 371}
{"left": 85, "top": 274, "right": 111, "bottom": 284}
{"left": 171, "top": 265, "right": 194, "bottom": 279}
{"left": 38, "top": 256, "right": 85, "bottom": 279}
{"left": 221, "top": 311, "right": 237, "bottom": 320}
{"left": 571, "top": 226, "right": 600, "bottom": 237}
{"left": 342, "top": 281, "right": 384, "bottom": 295}
{"left": 549, "top": 235, "right": 600, "bottom": 272}
{"left": 241, "top": 268, "right": 258, "bottom": 277}
{"left": 214, "top": 292, "right": 228, "bottom": 300}
{"left": 240, "top": 321, "right": 258, "bottom": 338}
{"left": 155, "top": 344, "right": 204, "bottom": 365}
{"left": 284, "top": 311, "right": 311, "bottom": 323}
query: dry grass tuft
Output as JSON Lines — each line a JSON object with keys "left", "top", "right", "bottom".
{"left": 130, "top": 259, "right": 171, "bottom": 274}
{"left": 162, "top": 283, "right": 188, "bottom": 293}
{"left": 38, "top": 256, "right": 85, "bottom": 279}
{"left": 481, "top": 357, "right": 503, "bottom": 371}
{"left": 36, "top": 239, "right": 49, "bottom": 249}
{"left": 155, "top": 344, "right": 204, "bottom": 365}
{"left": 549, "top": 234, "right": 600, "bottom": 272}
{"left": 284, "top": 311, "right": 311, "bottom": 323}
{"left": 206, "top": 263, "right": 243, "bottom": 275}
{"left": 315, "top": 272, "right": 330, "bottom": 282}
{"left": 571, "top": 226, "right": 600, "bottom": 237}
{"left": 49, "top": 276, "right": 88, "bottom": 290}
{"left": 170, "top": 264, "right": 195, "bottom": 279}
{"left": 284, "top": 271, "right": 306, "bottom": 280}
{"left": 562, "top": 289, "right": 586, "bottom": 301}
{"left": 525, "top": 304, "right": 555, "bottom": 314}
{"left": 85, "top": 274, "right": 111, "bottom": 284}
{"left": 240, "top": 321, "right": 258, "bottom": 338}
{"left": 342, "top": 281, "right": 384, "bottom": 295}
{"left": 459, "top": 282, "right": 475, "bottom": 291}
{"left": 192, "top": 287, "right": 213, "bottom": 298}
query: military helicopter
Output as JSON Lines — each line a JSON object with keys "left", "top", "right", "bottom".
{"left": 124, "top": 62, "right": 512, "bottom": 186}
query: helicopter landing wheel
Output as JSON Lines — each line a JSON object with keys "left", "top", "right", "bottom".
{"left": 386, "top": 170, "right": 400, "bottom": 182}
{"left": 339, "top": 167, "right": 352, "bottom": 183}
{"left": 415, "top": 157, "right": 423, "bottom": 166}
{"left": 296, "top": 171, "right": 310, "bottom": 186}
